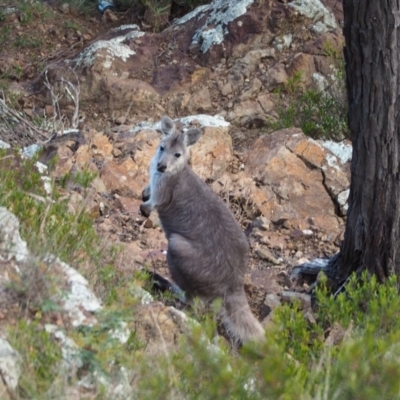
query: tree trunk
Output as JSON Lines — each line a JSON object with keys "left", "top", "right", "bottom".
{"left": 326, "top": 0, "right": 400, "bottom": 290}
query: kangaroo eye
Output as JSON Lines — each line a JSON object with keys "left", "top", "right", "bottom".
{"left": 175, "top": 153, "right": 181, "bottom": 158}
{"left": 160, "top": 146, "right": 164, "bottom": 152}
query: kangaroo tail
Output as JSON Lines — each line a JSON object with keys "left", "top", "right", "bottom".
{"left": 222, "top": 290, "right": 265, "bottom": 344}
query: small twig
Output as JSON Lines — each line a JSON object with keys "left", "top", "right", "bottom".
{"left": 43, "top": 67, "right": 81, "bottom": 133}
{"left": 333, "top": 275, "right": 352, "bottom": 298}
{"left": 44, "top": 69, "right": 64, "bottom": 131}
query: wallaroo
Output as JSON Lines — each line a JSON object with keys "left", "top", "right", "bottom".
{"left": 140, "top": 116, "right": 265, "bottom": 344}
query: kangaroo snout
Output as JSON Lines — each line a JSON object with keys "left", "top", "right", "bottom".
{"left": 157, "top": 163, "right": 167, "bottom": 173}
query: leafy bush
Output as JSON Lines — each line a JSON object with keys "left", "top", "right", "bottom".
{"left": 272, "top": 88, "right": 349, "bottom": 140}
{"left": 129, "top": 272, "right": 400, "bottom": 399}
{"left": 0, "top": 151, "right": 100, "bottom": 266}
{"left": 270, "top": 46, "right": 349, "bottom": 141}
{"left": 316, "top": 272, "right": 400, "bottom": 335}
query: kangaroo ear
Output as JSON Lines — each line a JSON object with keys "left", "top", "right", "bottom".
{"left": 184, "top": 128, "right": 203, "bottom": 147}
{"left": 161, "top": 116, "right": 175, "bottom": 137}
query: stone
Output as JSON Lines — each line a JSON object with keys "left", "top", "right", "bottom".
{"left": 256, "top": 247, "right": 280, "bottom": 265}
{"left": 117, "top": 197, "right": 142, "bottom": 216}
{"left": 288, "top": 0, "right": 337, "bottom": 34}
{"left": 251, "top": 216, "right": 271, "bottom": 231}
{"left": 0, "top": 338, "right": 21, "bottom": 392}
{"left": 237, "top": 49, "right": 276, "bottom": 73}
{"left": 304, "top": 311, "right": 316, "bottom": 325}
{"left": 188, "top": 87, "right": 213, "bottom": 113}
{"left": 286, "top": 53, "right": 316, "bottom": 87}
{"left": 0, "top": 379, "right": 11, "bottom": 400}
{"left": 67, "top": 191, "right": 84, "bottom": 214}
{"left": 101, "top": 158, "right": 148, "bottom": 198}
{"left": 0, "top": 207, "right": 29, "bottom": 263}
{"left": 244, "top": 128, "right": 346, "bottom": 236}
{"left": 280, "top": 291, "right": 311, "bottom": 309}
{"left": 273, "top": 34, "right": 293, "bottom": 51}
{"left": 100, "top": 129, "right": 160, "bottom": 197}
{"left": 257, "top": 93, "right": 275, "bottom": 114}
{"left": 90, "top": 176, "right": 107, "bottom": 194}
{"left": 264, "top": 293, "right": 281, "bottom": 311}
{"left": 277, "top": 271, "right": 292, "bottom": 288}
{"left": 229, "top": 99, "right": 268, "bottom": 127}
{"left": 75, "top": 144, "right": 92, "bottom": 168}
{"left": 131, "top": 302, "right": 188, "bottom": 355}
{"left": 264, "top": 63, "right": 289, "bottom": 90}
{"left": 325, "top": 321, "right": 350, "bottom": 347}
{"left": 239, "top": 77, "right": 263, "bottom": 101}
{"left": 220, "top": 82, "right": 233, "bottom": 96}
{"left": 91, "top": 133, "right": 113, "bottom": 159}
{"left": 49, "top": 144, "right": 75, "bottom": 178}
{"left": 190, "top": 126, "right": 233, "bottom": 182}
{"left": 55, "top": 257, "right": 102, "bottom": 327}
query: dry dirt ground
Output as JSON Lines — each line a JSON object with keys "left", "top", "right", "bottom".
{"left": 0, "top": 0, "right": 341, "bottom": 322}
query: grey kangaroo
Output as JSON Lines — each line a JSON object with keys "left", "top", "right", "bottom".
{"left": 140, "top": 116, "right": 265, "bottom": 344}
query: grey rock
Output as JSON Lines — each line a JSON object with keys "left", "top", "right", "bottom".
{"left": 0, "top": 338, "right": 21, "bottom": 390}
{"left": 280, "top": 291, "right": 311, "bottom": 309}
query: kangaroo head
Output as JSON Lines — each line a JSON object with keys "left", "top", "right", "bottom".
{"left": 155, "top": 116, "right": 203, "bottom": 174}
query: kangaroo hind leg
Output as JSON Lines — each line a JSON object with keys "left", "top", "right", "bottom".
{"left": 167, "top": 233, "right": 203, "bottom": 299}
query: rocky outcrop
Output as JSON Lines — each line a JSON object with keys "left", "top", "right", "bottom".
{"left": 31, "top": 113, "right": 350, "bottom": 249}
{"left": 209, "top": 128, "right": 351, "bottom": 240}
{"left": 26, "top": 0, "right": 344, "bottom": 129}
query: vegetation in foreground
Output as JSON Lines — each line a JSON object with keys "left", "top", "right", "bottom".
{"left": 0, "top": 149, "right": 399, "bottom": 399}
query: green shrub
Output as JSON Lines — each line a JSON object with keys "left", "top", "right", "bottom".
{"left": 270, "top": 45, "right": 349, "bottom": 141}
{"left": 129, "top": 272, "right": 400, "bottom": 399}
{"left": 9, "top": 319, "right": 62, "bottom": 397}
{"left": 316, "top": 271, "right": 400, "bottom": 334}
{"left": 271, "top": 86, "right": 349, "bottom": 140}
{"left": 0, "top": 151, "right": 100, "bottom": 266}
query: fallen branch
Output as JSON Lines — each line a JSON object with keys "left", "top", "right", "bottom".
{"left": 0, "top": 96, "right": 51, "bottom": 144}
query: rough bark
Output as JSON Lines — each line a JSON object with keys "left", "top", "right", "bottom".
{"left": 293, "top": 1, "right": 400, "bottom": 290}
{"left": 325, "top": 0, "right": 400, "bottom": 289}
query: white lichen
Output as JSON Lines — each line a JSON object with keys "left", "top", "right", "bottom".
{"left": 337, "top": 189, "right": 350, "bottom": 213}
{"left": 288, "top": 0, "right": 337, "bottom": 34}
{"left": 0, "top": 338, "right": 21, "bottom": 390}
{"left": 35, "top": 161, "right": 48, "bottom": 174}
{"left": 21, "top": 143, "right": 42, "bottom": 158}
{"left": 45, "top": 325, "right": 83, "bottom": 369}
{"left": 41, "top": 176, "right": 53, "bottom": 196}
{"left": 0, "top": 207, "right": 30, "bottom": 263}
{"left": 56, "top": 258, "right": 103, "bottom": 326}
{"left": 75, "top": 28, "right": 145, "bottom": 68}
{"left": 322, "top": 140, "right": 352, "bottom": 164}
{"left": 110, "top": 321, "right": 131, "bottom": 344}
{"left": 0, "top": 140, "right": 10, "bottom": 149}
{"left": 130, "top": 114, "right": 230, "bottom": 133}
{"left": 273, "top": 34, "right": 293, "bottom": 51}
{"left": 174, "top": 0, "right": 254, "bottom": 53}
{"left": 324, "top": 153, "right": 341, "bottom": 170}
{"left": 179, "top": 114, "right": 230, "bottom": 128}
{"left": 113, "top": 24, "right": 140, "bottom": 31}
{"left": 312, "top": 72, "right": 328, "bottom": 91}
{"left": 130, "top": 286, "right": 154, "bottom": 305}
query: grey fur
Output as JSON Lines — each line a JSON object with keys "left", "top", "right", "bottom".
{"left": 140, "top": 116, "right": 265, "bottom": 344}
